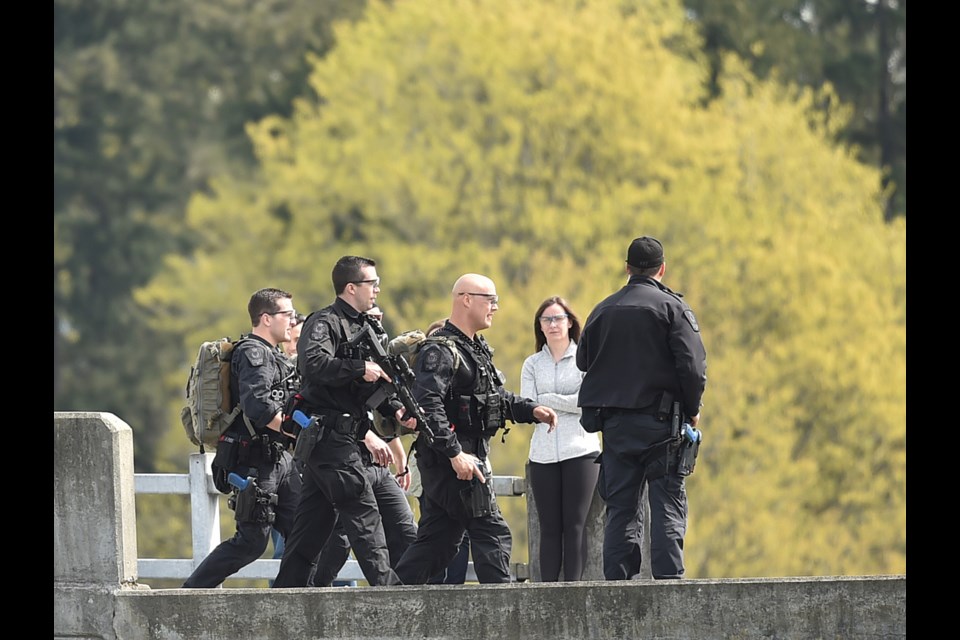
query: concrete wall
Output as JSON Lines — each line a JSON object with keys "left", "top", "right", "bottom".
{"left": 54, "top": 412, "right": 906, "bottom": 640}
{"left": 54, "top": 412, "right": 149, "bottom": 640}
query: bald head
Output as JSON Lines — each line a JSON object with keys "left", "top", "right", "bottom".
{"left": 449, "top": 273, "right": 499, "bottom": 337}
{"left": 451, "top": 273, "right": 494, "bottom": 296}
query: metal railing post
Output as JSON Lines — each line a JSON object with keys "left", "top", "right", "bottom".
{"left": 188, "top": 452, "right": 220, "bottom": 569}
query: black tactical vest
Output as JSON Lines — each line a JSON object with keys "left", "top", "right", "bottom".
{"left": 440, "top": 329, "right": 506, "bottom": 438}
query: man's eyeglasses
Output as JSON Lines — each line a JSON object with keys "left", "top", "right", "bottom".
{"left": 352, "top": 278, "right": 381, "bottom": 288}
{"left": 265, "top": 309, "right": 298, "bottom": 321}
{"left": 539, "top": 314, "right": 569, "bottom": 325}
{"left": 457, "top": 292, "right": 499, "bottom": 305}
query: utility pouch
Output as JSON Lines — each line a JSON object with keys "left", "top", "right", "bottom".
{"left": 670, "top": 401, "right": 682, "bottom": 439}
{"left": 481, "top": 393, "right": 504, "bottom": 429}
{"left": 237, "top": 438, "right": 256, "bottom": 467}
{"left": 211, "top": 434, "right": 241, "bottom": 494}
{"left": 459, "top": 471, "right": 497, "bottom": 518}
{"left": 456, "top": 395, "right": 474, "bottom": 428}
{"left": 657, "top": 393, "right": 675, "bottom": 422}
{"left": 229, "top": 479, "right": 278, "bottom": 524}
{"left": 580, "top": 408, "right": 604, "bottom": 433}
{"left": 332, "top": 414, "right": 358, "bottom": 436}
{"left": 292, "top": 417, "right": 323, "bottom": 472}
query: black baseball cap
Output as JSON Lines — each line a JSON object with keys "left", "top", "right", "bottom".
{"left": 626, "top": 236, "right": 664, "bottom": 269}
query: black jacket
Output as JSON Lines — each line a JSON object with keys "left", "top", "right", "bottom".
{"left": 297, "top": 298, "right": 370, "bottom": 417}
{"left": 577, "top": 275, "right": 707, "bottom": 418}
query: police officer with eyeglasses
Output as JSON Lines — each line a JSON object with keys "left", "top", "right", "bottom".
{"left": 182, "top": 288, "right": 302, "bottom": 588}
{"left": 393, "top": 273, "right": 559, "bottom": 584}
{"left": 272, "top": 256, "right": 414, "bottom": 587}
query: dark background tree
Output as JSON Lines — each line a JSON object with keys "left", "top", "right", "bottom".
{"left": 54, "top": 0, "right": 364, "bottom": 470}
{"left": 685, "top": 0, "right": 906, "bottom": 220}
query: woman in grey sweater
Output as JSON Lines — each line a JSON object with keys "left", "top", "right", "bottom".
{"left": 521, "top": 296, "right": 601, "bottom": 581}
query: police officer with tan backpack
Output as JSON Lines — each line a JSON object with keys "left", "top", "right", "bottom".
{"left": 182, "top": 288, "right": 301, "bottom": 588}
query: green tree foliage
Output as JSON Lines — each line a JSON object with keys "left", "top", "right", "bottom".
{"left": 137, "top": 0, "right": 905, "bottom": 577}
{"left": 684, "top": 0, "right": 907, "bottom": 220}
{"left": 54, "top": 0, "right": 364, "bottom": 470}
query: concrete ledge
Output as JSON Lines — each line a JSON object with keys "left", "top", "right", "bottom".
{"left": 54, "top": 413, "right": 906, "bottom": 640}
{"left": 111, "top": 575, "right": 905, "bottom": 640}
{"left": 54, "top": 583, "right": 118, "bottom": 640}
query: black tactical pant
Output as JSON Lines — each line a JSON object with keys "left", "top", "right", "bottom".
{"left": 599, "top": 411, "right": 687, "bottom": 580}
{"left": 311, "top": 458, "right": 418, "bottom": 587}
{"left": 182, "top": 449, "right": 301, "bottom": 588}
{"left": 272, "top": 447, "right": 400, "bottom": 587}
{"left": 394, "top": 454, "right": 511, "bottom": 584}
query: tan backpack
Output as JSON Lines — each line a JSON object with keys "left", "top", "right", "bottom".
{"left": 180, "top": 336, "right": 254, "bottom": 453}
{"left": 371, "top": 330, "right": 461, "bottom": 439}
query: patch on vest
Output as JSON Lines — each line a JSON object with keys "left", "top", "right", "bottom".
{"left": 310, "top": 320, "right": 330, "bottom": 343}
{"left": 683, "top": 309, "right": 700, "bottom": 332}
{"left": 421, "top": 348, "right": 442, "bottom": 372}
{"left": 243, "top": 345, "right": 265, "bottom": 366}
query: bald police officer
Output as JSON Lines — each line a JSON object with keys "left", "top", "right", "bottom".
{"left": 394, "top": 274, "right": 558, "bottom": 584}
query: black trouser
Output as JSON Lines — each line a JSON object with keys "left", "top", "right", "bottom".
{"left": 423, "top": 496, "right": 470, "bottom": 585}
{"left": 311, "top": 459, "right": 417, "bottom": 587}
{"left": 529, "top": 455, "right": 600, "bottom": 581}
{"left": 599, "top": 411, "right": 687, "bottom": 580}
{"left": 394, "top": 451, "right": 511, "bottom": 584}
{"left": 182, "top": 449, "right": 301, "bottom": 588}
{"left": 272, "top": 441, "right": 400, "bottom": 587}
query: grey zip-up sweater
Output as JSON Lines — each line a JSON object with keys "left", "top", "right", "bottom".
{"left": 520, "top": 341, "right": 601, "bottom": 464}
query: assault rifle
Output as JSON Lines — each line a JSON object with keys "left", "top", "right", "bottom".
{"left": 348, "top": 323, "right": 436, "bottom": 444}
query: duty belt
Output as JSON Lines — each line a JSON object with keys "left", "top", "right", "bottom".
{"left": 330, "top": 413, "right": 362, "bottom": 435}
{"left": 244, "top": 433, "right": 287, "bottom": 464}
{"left": 602, "top": 406, "right": 665, "bottom": 421}
{"left": 302, "top": 409, "right": 362, "bottom": 437}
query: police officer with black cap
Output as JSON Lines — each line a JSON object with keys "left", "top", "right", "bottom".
{"left": 272, "top": 256, "right": 415, "bottom": 587}
{"left": 393, "top": 273, "right": 559, "bottom": 584}
{"left": 577, "top": 236, "right": 707, "bottom": 580}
